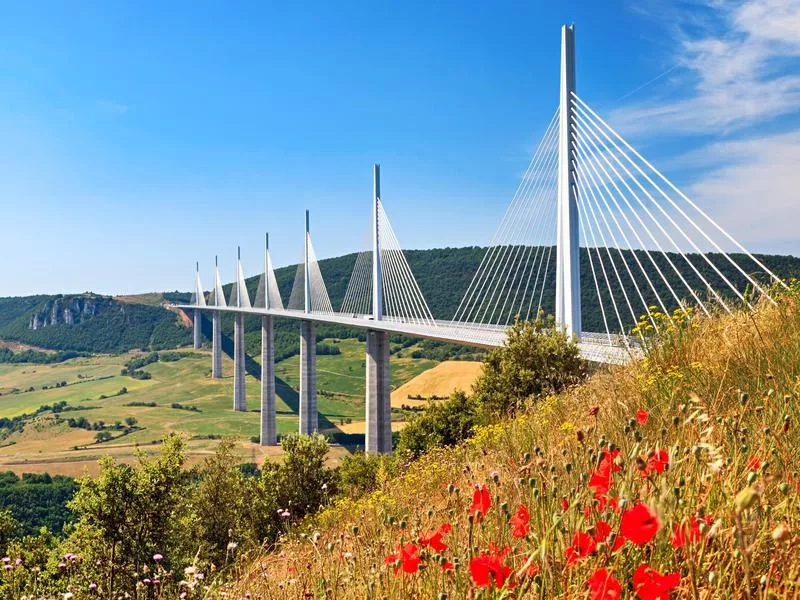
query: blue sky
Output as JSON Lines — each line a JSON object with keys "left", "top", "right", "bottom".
{"left": 0, "top": 0, "right": 798, "bottom": 296}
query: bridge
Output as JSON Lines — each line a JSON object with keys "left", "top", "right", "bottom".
{"left": 174, "top": 25, "right": 784, "bottom": 454}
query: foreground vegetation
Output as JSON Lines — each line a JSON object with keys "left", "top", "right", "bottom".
{"left": 0, "top": 281, "right": 797, "bottom": 597}
{"left": 225, "top": 284, "right": 800, "bottom": 598}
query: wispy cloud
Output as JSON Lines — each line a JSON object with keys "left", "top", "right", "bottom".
{"left": 612, "top": 0, "right": 800, "bottom": 135}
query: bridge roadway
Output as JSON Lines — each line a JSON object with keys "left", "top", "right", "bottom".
{"left": 174, "top": 303, "right": 637, "bottom": 365}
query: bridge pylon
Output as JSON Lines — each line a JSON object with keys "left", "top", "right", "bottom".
{"left": 260, "top": 233, "right": 277, "bottom": 446}
{"left": 555, "top": 23, "right": 581, "bottom": 337}
{"left": 299, "top": 210, "right": 318, "bottom": 435}
{"left": 366, "top": 164, "right": 392, "bottom": 454}
{"left": 211, "top": 255, "right": 224, "bottom": 379}
{"left": 233, "top": 246, "right": 248, "bottom": 412}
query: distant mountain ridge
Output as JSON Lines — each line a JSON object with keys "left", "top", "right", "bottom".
{"left": 0, "top": 247, "right": 799, "bottom": 356}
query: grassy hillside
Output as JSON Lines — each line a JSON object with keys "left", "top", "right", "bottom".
{"left": 228, "top": 285, "right": 800, "bottom": 598}
{"left": 0, "top": 337, "right": 440, "bottom": 476}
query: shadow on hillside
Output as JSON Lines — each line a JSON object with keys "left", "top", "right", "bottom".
{"left": 199, "top": 313, "right": 350, "bottom": 440}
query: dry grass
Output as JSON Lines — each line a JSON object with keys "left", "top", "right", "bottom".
{"left": 224, "top": 287, "right": 800, "bottom": 599}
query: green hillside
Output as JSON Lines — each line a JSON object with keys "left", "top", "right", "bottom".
{"left": 1, "top": 248, "right": 799, "bottom": 358}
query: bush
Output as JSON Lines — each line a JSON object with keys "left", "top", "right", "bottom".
{"left": 396, "top": 391, "right": 481, "bottom": 458}
{"left": 472, "top": 316, "right": 586, "bottom": 418}
{"left": 337, "top": 452, "right": 394, "bottom": 498}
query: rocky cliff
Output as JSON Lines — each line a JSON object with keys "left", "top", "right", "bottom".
{"left": 29, "top": 295, "right": 111, "bottom": 330}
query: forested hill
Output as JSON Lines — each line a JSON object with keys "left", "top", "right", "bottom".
{"left": 0, "top": 294, "right": 191, "bottom": 354}
{"left": 0, "top": 247, "right": 799, "bottom": 356}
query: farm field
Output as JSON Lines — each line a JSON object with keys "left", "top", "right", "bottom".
{"left": 390, "top": 359, "right": 483, "bottom": 407}
{"left": 0, "top": 338, "right": 448, "bottom": 475}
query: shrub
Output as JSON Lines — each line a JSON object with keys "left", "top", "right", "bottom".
{"left": 472, "top": 316, "right": 586, "bottom": 418}
{"left": 396, "top": 391, "right": 481, "bottom": 458}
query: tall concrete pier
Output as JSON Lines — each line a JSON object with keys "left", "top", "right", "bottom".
{"left": 233, "top": 313, "right": 246, "bottom": 411}
{"left": 260, "top": 315, "right": 276, "bottom": 445}
{"left": 211, "top": 311, "right": 222, "bottom": 379}
{"left": 365, "top": 329, "right": 391, "bottom": 453}
{"left": 364, "top": 164, "right": 392, "bottom": 453}
{"left": 299, "top": 320, "right": 317, "bottom": 434}
{"left": 193, "top": 310, "right": 202, "bottom": 349}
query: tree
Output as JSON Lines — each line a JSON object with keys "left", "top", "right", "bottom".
{"left": 124, "top": 416, "right": 137, "bottom": 428}
{"left": 66, "top": 434, "right": 188, "bottom": 596}
{"left": 472, "top": 317, "right": 586, "bottom": 418}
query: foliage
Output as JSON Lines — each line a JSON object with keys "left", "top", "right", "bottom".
{"left": 0, "top": 472, "right": 75, "bottom": 537}
{"left": 224, "top": 284, "right": 800, "bottom": 599}
{"left": 0, "top": 347, "right": 87, "bottom": 364}
{"left": 473, "top": 315, "right": 586, "bottom": 417}
{"left": 396, "top": 391, "right": 483, "bottom": 458}
{"left": 337, "top": 452, "right": 396, "bottom": 498}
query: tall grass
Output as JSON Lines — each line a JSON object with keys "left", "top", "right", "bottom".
{"left": 226, "top": 284, "right": 800, "bottom": 599}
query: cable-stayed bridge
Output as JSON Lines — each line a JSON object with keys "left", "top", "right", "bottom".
{"left": 175, "top": 25, "right": 784, "bottom": 453}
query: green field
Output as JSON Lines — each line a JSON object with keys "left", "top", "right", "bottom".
{"left": 0, "top": 338, "right": 438, "bottom": 475}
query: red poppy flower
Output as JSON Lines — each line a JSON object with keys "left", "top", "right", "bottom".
{"left": 642, "top": 450, "right": 669, "bottom": 477}
{"left": 636, "top": 409, "right": 649, "bottom": 425}
{"left": 384, "top": 543, "right": 422, "bottom": 575}
{"left": 441, "top": 560, "right": 454, "bottom": 572}
{"left": 561, "top": 497, "right": 569, "bottom": 512}
{"left": 746, "top": 455, "right": 762, "bottom": 471}
{"left": 509, "top": 504, "right": 530, "bottom": 538}
{"left": 589, "top": 405, "right": 600, "bottom": 416}
{"left": 526, "top": 562, "right": 539, "bottom": 577}
{"left": 588, "top": 568, "right": 622, "bottom": 600}
{"left": 469, "top": 485, "right": 491, "bottom": 522}
{"left": 669, "top": 515, "right": 712, "bottom": 548}
{"left": 420, "top": 523, "right": 451, "bottom": 553}
{"left": 620, "top": 503, "right": 660, "bottom": 545}
{"left": 590, "top": 450, "right": 620, "bottom": 496}
{"left": 565, "top": 531, "right": 597, "bottom": 566}
{"left": 470, "top": 545, "right": 513, "bottom": 589}
{"left": 593, "top": 520, "right": 612, "bottom": 543}
{"left": 596, "top": 495, "right": 620, "bottom": 513}
{"left": 632, "top": 564, "right": 681, "bottom": 600}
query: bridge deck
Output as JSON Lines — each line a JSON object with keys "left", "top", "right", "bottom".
{"left": 174, "top": 304, "right": 638, "bottom": 364}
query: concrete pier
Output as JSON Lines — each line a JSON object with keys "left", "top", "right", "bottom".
{"left": 365, "top": 330, "right": 392, "bottom": 454}
{"left": 260, "top": 315, "right": 276, "bottom": 445}
{"left": 299, "top": 320, "right": 317, "bottom": 435}
{"left": 212, "top": 311, "right": 222, "bottom": 379}
{"left": 233, "top": 313, "right": 247, "bottom": 411}
{"left": 193, "top": 309, "right": 202, "bottom": 349}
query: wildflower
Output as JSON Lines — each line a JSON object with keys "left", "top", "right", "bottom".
{"left": 384, "top": 543, "right": 422, "bottom": 575}
{"left": 89, "top": 583, "right": 97, "bottom": 591}
{"left": 746, "top": 455, "right": 762, "bottom": 471}
{"left": 561, "top": 497, "right": 569, "bottom": 511}
{"left": 420, "top": 523, "right": 451, "bottom": 553}
{"left": 153, "top": 553, "right": 163, "bottom": 562}
{"left": 670, "top": 515, "right": 712, "bottom": 548}
{"left": 636, "top": 410, "right": 649, "bottom": 425}
{"left": 589, "top": 450, "right": 620, "bottom": 496}
{"left": 441, "top": 560, "right": 454, "bottom": 571}
{"left": 509, "top": 504, "right": 530, "bottom": 538}
{"left": 593, "top": 520, "right": 612, "bottom": 543}
{"left": 620, "top": 503, "right": 660, "bottom": 545}
{"left": 227, "top": 541, "right": 238, "bottom": 551}
{"left": 14, "top": 558, "right": 21, "bottom": 566}
{"left": 588, "top": 568, "right": 622, "bottom": 600}
{"left": 632, "top": 564, "right": 681, "bottom": 600}
{"left": 589, "top": 405, "right": 600, "bottom": 417}
{"left": 470, "top": 545, "right": 512, "bottom": 589}
{"left": 565, "top": 531, "right": 597, "bottom": 566}
{"left": 469, "top": 484, "right": 491, "bottom": 522}
{"left": 642, "top": 449, "right": 669, "bottom": 477}
{"left": 1, "top": 557, "right": 8, "bottom": 564}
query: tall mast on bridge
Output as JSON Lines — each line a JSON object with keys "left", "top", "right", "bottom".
{"left": 372, "top": 164, "right": 383, "bottom": 321}
{"left": 555, "top": 24, "right": 581, "bottom": 337}
{"left": 264, "top": 233, "right": 271, "bottom": 310}
{"left": 304, "top": 210, "right": 311, "bottom": 314}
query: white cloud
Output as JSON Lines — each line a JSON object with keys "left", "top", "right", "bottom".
{"left": 611, "top": 0, "right": 800, "bottom": 135}
{"left": 684, "top": 129, "right": 800, "bottom": 250}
